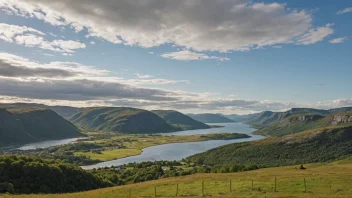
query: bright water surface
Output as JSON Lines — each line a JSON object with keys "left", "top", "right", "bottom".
{"left": 17, "top": 137, "right": 83, "bottom": 150}
{"left": 82, "top": 123, "right": 265, "bottom": 169}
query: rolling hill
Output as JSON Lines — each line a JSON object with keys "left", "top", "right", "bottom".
{"left": 224, "top": 113, "right": 257, "bottom": 122}
{"left": 152, "top": 110, "right": 210, "bottom": 130}
{"left": 187, "top": 125, "right": 352, "bottom": 167}
{"left": 70, "top": 107, "right": 179, "bottom": 134}
{"left": 0, "top": 108, "right": 83, "bottom": 146}
{"left": 188, "top": 113, "right": 235, "bottom": 123}
{"left": 0, "top": 103, "right": 83, "bottom": 119}
{"left": 246, "top": 107, "right": 352, "bottom": 127}
{"left": 253, "top": 111, "right": 352, "bottom": 137}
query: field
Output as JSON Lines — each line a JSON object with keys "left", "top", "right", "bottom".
{"left": 74, "top": 133, "right": 249, "bottom": 161}
{"left": 3, "top": 158, "right": 351, "bottom": 198}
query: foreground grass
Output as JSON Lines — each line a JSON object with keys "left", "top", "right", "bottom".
{"left": 3, "top": 158, "right": 352, "bottom": 198}
{"left": 74, "top": 133, "right": 248, "bottom": 161}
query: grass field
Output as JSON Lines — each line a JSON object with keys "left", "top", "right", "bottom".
{"left": 3, "top": 158, "right": 351, "bottom": 198}
{"left": 74, "top": 133, "right": 248, "bottom": 161}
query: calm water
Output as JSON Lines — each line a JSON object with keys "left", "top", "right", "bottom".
{"left": 17, "top": 137, "right": 84, "bottom": 150}
{"left": 82, "top": 123, "right": 265, "bottom": 169}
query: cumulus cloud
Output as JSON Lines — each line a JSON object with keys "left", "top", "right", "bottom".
{"left": 0, "top": 0, "right": 327, "bottom": 53}
{"left": 136, "top": 73, "right": 154, "bottom": 79}
{"left": 329, "top": 37, "right": 350, "bottom": 44}
{"left": 337, "top": 7, "right": 352, "bottom": 15}
{"left": 161, "top": 50, "right": 229, "bottom": 61}
{"left": 0, "top": 23, "right": 86, "bottom": 53}
{"left": 295, "top": 24, "right": 334, "bottom": 45}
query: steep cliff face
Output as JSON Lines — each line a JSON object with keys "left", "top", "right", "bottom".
{"left": 286, "top": 114, "right": 324, "bottom": 123}
{"left": 331, "top": 114, "right": 352, "bottom": 125}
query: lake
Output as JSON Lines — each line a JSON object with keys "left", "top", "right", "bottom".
{"left": 82, "top": 123, "right": 265, "bottom": 169}
{"left": 16, "top": 137, "right": 84, "bottom": 150}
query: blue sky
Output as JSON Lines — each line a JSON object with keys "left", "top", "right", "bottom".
{"left": 0, "top": 0, "right": 351, "bottom": 114}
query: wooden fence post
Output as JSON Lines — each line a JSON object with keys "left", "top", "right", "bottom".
{"left": 154, "top": 185, "right": 157, "bottom": 197}
{"left": 129, "top": 188, "right": 131, "bottom": 198}
{"left": 274, "top": 177, "right": 277, "bottom": 192}
{"left": 304, "top": 178, "right": 307, "bottom": 193}
{"left": 202, "top": 180, "right": 204, "bottom": 195}
{"left": 176, "top": 184, "right": 178, "bottom": 197}
{"left": 252, "top": 180, "right": 254, "bottom": 191}
{"left": 230, "top": 179, "right": 232, "bottom": 192}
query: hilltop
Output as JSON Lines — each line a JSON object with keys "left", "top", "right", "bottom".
{"left": 70, "top": 107, "right": 179, "bottom": 134}
{"left": 187, "top": 125, "right": 352, "bottom": 167}
{"left": 152, "top": 110, "right": 210, "bottom": 130}
{"left": 0, "top": 108, "right": 83, "bottom": 146}
{"left": 254, "top": 111, "right": 352, "bottom": 137}
{"left": 188, "top": 113, "right": 235, "bottom": 123}
{"left": 246, "top": 107, "right": 352, "bottom": 127}
{"left": 0, "top": 103, "right": 83, "bottom": 119}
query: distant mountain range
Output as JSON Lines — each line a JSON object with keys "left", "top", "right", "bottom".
{"left": 223, "top": 113, "right": 257, "bottom": 122}
{"left": 188, "top": 113, "right": 235, "bottom": 123}
{"left": 0, "top": 108, "right": 83, "bottom": 146}
{"left": 151, "top": 110, "right": 210, "bottom": 130}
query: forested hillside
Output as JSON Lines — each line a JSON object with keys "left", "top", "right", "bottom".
{"left": 70, "top": 107, "right": 179, "bottom": 134}
{"left": 187, "top": 125, "right": 352, "bottom": 167}
{"left": 152, "top": 110, "right": 210, "bottom": 130}
{"left": 0, "top": 156, "right": 111, "bottom": 194}
{"left": 0, "top": 108, "right": 83, "bottom": 146}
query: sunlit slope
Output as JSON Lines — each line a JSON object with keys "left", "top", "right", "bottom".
{"left": 4, "top": 158, "right": 352, "bottom": 198}
{"left": 70, "top": 107, "right": 179, "bottom": 134}
{"left": 187, "top": 125, "right": 352, "bottom": 167}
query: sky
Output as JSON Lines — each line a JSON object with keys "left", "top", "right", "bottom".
{"left": 0, "top": 0, "right": 351, "bottom": 114}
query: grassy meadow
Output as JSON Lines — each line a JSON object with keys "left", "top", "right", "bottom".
{"left": 2, "top": 158, "right": 351, "bottom": 198}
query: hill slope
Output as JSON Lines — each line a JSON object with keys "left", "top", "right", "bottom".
{"left": 187, "top": 125, "right": 352, "bottom": 167}
{"left": 245, "top": 107, "right": 352, "bottom": 127}
{"left": 70, "top": 107, "right": 179, "bottom": 134}
{"left": 6, "top": 158, "right": 352, "bottom": 197}
{"left": 254, "top": 111, "right": 352, "bottom": 137}
{"left": 188, "top": 113, "right": 235, "bottom": 123}
{"left": 224, "top": 113, "right": 257, "bottom": 122}
{"left": 0, "top": 108, "right": 83, "bottom": 146}
{"left": 0, "top": 103, "right": 83, "bottom": 119}
{"left": 152, "top": 110, "right": 210, "bottom": 130}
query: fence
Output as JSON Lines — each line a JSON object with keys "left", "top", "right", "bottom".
{"left": 94, "top": 176, "right": 350, "bottom": 198}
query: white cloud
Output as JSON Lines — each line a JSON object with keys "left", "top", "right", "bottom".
{"left": 337, "top": 7, "right": 352, "bottom": 15}
{"left": 329, "top": 37, "right": 350, "bottom": 44}
{"left": 161, "top": 50, "right": 230, "bottom": 61}
{"left": 295, "top": 24, "right": 334, "bottom": 45}
{"left": 136, "top": 73, "right": 154, "bottom": 79}
{"left": 90, "top": 41, "right": 95, "bottom": 45}
{"left": 0, "top": 0, "right": 320, "bottom": 53}
{"left": 0, "top": 23, "right": 86, "bottom": 53}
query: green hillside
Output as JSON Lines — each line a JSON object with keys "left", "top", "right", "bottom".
{"left": 0, "top": 103, "right": 83, "bottom": 119}
{"left": 188, "top": 113, "right": 235, "bottom": 123}
{"left": 0, "top": 108, "right": 83, "bottom": 146}
{"left": 254, "top": 111, "right": 352, "bottom": 137}
{"left": 245, "top": 107, "right": 352, "bottom": 127}
{"left": 187, "top": 125, "right": 352, "bottom": 167}
{"left": 70, "top": 107, "right": 179, "bottom": 134}
{"left": 152, "top": 110, "right": 210, "bottom": 130}
{"left": 0, "top": 155, "right": 111, "bottom": 194}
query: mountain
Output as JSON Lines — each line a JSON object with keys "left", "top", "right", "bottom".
{"left": 187, "top": 125, "right": 352, "bottom": 167}
{"left": 253, "top": 111, "right": 352, "bottom": 137}
{"left": 188, "top": 113, "right": 235, "bottom": 123}
{"left": 0, "top": 103, "right": 83, "bottom": 119}
{"left": 0, "top": 108, "right": 83, "bottom": 146}
{"left": 224, "top": 113, "right": 257, "bottom": 122}
{"left": 245, "top": 107, "right": 352, "bottom": 127}
{"left": 70, "top": 107, "right": 179, "bottom": 134}
{"left": 151, "top": 110, "right": 210, "bottom": 130}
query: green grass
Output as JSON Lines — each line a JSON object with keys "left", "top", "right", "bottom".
{"left": 75, "top": 149, "right": 141, "bottom": 161}
{"left": 74, "top": 133, "right": 249, "bottom": 161}
{"left": 3, "top": 158, "right": 352, "bottom": 198}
